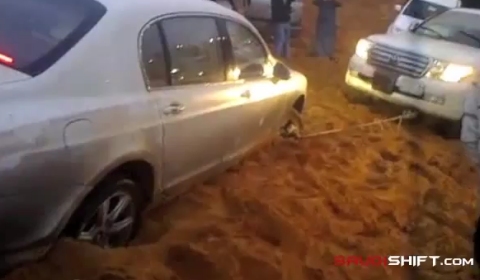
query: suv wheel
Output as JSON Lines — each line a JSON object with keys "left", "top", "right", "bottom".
{"left": 436, "top": 119, "right": 461, "bottom": 139}
{"left": 342, "top": 85, "right": 373, "bottom": 104}
{"left": 71, "top": 176, "right": 143, "bottom": 248}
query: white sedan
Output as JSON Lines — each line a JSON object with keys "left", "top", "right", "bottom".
{"left": 0, "top": 0, "right": 307, "bottom": 270}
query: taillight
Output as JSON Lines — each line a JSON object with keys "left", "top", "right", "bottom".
{"left": 0, "top": 53, "right": 13, "bottom": 64}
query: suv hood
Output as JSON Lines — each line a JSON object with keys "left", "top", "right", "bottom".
{"left": 367, "top": 32, "right": 480, "bottom": 66}
{"left": 0, "top": 65, "right": 30, "bottom": 84}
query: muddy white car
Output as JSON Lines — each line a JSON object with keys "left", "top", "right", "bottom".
{"left": 345, "top": 8, "right": 480, "bottom": 136}
{"left": 0, "top": 0, "right": 307, "bottom": 270}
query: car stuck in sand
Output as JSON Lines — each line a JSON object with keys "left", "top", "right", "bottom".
{"left": 345, "top": 8, "right": 480, "bottom": 136}
{"left": 0, "top": 0, "right": 307, "bottom": 270}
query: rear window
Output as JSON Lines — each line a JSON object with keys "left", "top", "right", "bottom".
{"left": 403, "top": 0, "right": 449, "bottom": 20}
{"left": 0, "top": 0, "right": 106, "bottom": 76}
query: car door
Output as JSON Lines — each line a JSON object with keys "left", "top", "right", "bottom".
{"left": 146, "top": 16, "right": 235, "bottom": 190}
{"left": 221, "top": 19, "right": 286, "bottom": 160}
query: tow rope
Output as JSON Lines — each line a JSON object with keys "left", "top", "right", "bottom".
{"left": 282, "top": 109, "right": 419, "bottom": 139}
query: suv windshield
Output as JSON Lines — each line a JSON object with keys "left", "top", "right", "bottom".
{"left": 414, "top": 10, "right": 480, "bottom": 48}
{"left": 0, "top": 0, "right": 106, "bottom": 76}
{"left": 403, "top": 0, "right": 449, "bottom": 20}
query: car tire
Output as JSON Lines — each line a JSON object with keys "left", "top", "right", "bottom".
{"left": 437, "top": 119, "right": 461, "bottom": 139}
{"left": 342, "top": 85, "right": 372, "bottom": 104}
{"left": 68, "top": 175, "right": 144, "bottom": 248}
{"left": 280, "top": 108, "right": 304, "bottom": 139}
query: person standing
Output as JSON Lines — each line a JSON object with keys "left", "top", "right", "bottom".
{"left": 311, "top": 0, "right": 341, "bottom": 61}
{"left": 460, "top": 88, "right": 480, "bottom": 267}
{"left": 461, "top": 90, "right": 480, "bottom": 167}
{"left": 271, "top": 0, "right": 295, "bottom": 58}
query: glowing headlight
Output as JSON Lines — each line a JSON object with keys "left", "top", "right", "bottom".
{"left": 355, "top": 39, "right": 373, "bottom": 60}
{"left": 426, "top": 60, "right": 474, "bottom": 83}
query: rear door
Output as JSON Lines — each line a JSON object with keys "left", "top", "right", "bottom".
{"left": 143, "top": 15, "right": 236, "bottom": 190}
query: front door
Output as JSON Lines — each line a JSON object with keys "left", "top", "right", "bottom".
{"left": 154, "top": 16, "right": 234, "bottom": 189}
{"left": 221, "top": 19, "right": 285, "bottom": 160}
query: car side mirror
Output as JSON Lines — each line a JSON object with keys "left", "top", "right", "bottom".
{"left": 239, "top": 63, "right": 264, "bottom": 80}
{"left": 394, "top": 4, "right": 402, "bottom": 11}
{"left": 273, "top": 62, "right": 291, "bottom": 80}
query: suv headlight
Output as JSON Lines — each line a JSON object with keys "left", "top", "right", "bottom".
{"left": 426, "top": 60, "right": 474, "bottom": 83}
{"left": 355, "top": 39, "right": 373, "bottom": 60}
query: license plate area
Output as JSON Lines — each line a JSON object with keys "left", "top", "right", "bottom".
{"left": 372, "top": 70, "right": 398, "bottom": 94}
{"left": 397, "top": 78, "right": 425, "bottom": 98}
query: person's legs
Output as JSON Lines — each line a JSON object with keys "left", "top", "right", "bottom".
{"left": 273, "top": 22, "right": 285, "bottom": 57}
{"left": 464, "top": 142, "right": 480, "bottom": 167}
{"left": 314, "top": 15, "right": 327, "bottom": 57}
{"left": 282, "top": 23, "right": 291, "bottom": 58}
{"left": 322, "top": 19, "right": 336, "bottom": 58}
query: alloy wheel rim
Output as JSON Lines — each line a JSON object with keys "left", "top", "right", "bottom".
{"left": 77, "top": 191, "right": 135, "bottom": 248}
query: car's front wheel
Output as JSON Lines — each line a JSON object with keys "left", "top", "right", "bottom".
{"left": 69, "top": 176, "right": 143, "bottom": 248}
{"left": 437, "top": 119, "right": 461, "bottom": 140}
{"left": 342, "top": 85, "right": 373, "bottom": 104}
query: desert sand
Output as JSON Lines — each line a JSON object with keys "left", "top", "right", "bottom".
{"left": 4, "top": 0, "right": 480, "bottom": 279}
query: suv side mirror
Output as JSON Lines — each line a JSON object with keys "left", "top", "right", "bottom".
{"left": 409, "top": 22, "right": 420, "bottom": 31}
{"left": 273, "top": 62, "right": 291, "bottom": 80}
{"left": 394, "top": 4, "right": 402, "bottom": 11}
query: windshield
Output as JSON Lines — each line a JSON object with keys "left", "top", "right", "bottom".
{"left": 414, "top": 10, "right": 480, "bottom": 48}
{"left": 0, "top": 0, "right": 106, "bottom": 76}
{"left": 403, "top": 0, "right": 449, "bottom": 20}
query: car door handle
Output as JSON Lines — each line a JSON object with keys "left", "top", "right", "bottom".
{"left": 163, "top": 102, "right": 185, "bottom": 115}
{"left": 240, "top": 90, "right": 251, "bottom": 99}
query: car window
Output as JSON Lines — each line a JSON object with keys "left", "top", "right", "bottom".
{"left": 225, "top": 20, "right": 267, "bottom": 78}
{"left": 140, "top": 24, "right": 168, "bottom": 88}
{"left": 162, "top": 17, "right": 225, "bottom": 86}
{"left": 402, "top": 0, "right": 448, "bottom": 20}
{"left": 0, "top": 0, "right": 106, "bottom": 76}
{"left": 415, "top": 10, "right": 480, "bottom": 48}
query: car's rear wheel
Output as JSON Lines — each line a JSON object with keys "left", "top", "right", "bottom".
{"left": 70, "top": 176, "right": 143, "bottom": 248}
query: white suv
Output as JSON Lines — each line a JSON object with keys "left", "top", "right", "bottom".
{"left": 345, "top": 8, "right": 480, "bottom": 135}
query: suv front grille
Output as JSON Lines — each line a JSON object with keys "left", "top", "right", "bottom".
{"left": 367, "top": 44, "right": 431, "bottom": 78}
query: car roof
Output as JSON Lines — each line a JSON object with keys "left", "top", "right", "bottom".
{"left": 96, "top": 0, "right": 246, "bottom": 20}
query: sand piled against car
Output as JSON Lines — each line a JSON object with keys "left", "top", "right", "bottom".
{"left": 4, "top": 0, "right": 479, "bottom": 280}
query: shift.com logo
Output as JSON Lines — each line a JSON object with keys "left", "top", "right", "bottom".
{"left": 334, "top": 256, "right": 475, "bottom": 266}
